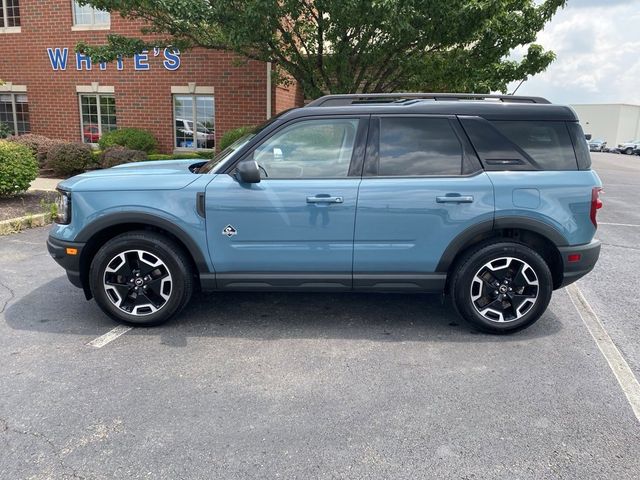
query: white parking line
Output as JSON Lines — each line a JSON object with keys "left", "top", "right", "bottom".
{"left": 599, "top": 222, "right": 640, "bottom": 227}
{"left": 567, "top": 283, "right": 640, "bottom": 422}
{"left": 87, "top": 325, "right": 133, "bottom": 348}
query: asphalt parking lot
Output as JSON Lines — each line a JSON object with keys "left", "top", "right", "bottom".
{"left": 1, "top": 153, "right": 639, "bottom": 479}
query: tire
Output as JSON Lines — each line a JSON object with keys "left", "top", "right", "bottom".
{"left": 625, "top": 148, "right": 633, "bottom": 155}
{"left": 450, "top": 241, "right": 553, "bottom": 334}
{"left": 89, "top": 231, "right": 194, "bottom": 326}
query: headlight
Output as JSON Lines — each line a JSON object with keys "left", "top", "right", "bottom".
{"left": 55, "top": 190, "right": 71, "bottom": 225}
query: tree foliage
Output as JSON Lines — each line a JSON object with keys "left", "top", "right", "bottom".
{"left": 77, "top": 0, "right": 566, "bottom": 98}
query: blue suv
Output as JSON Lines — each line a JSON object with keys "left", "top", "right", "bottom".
{"left": 47, "top": 93, "right": 602, "bottom": 333}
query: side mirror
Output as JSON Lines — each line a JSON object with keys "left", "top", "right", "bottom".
{"left": 235, "top": 160, "right": 261, "bottom": 184}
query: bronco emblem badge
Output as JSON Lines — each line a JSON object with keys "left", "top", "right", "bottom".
{"left": 222, "top": 225, "right": 237, "bottom": 237}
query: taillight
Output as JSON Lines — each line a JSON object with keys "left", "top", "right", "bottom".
{"left": 590, "top": 187, "right": 603, "bottom": 228}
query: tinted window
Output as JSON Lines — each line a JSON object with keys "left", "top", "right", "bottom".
{"left": 567, "top": 122, "right": 591, "bottom": 170}
{"left": 253, "top": 119, "right": 359, "bottom": 178}
{"left": 378, "top": 117, "right": 462, "bottom": 176}
{"left": 491, "top": 121, "right": 578, "bottom": 170}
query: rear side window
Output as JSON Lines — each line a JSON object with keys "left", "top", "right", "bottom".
{"left": 567, "top": 122, "right": 592, "bottom": 170}
{"left": 378, "top": 117, "right": 462, "bottom": 176}
{"left": 491, "top": 121, "right": 578, "bottom": 170}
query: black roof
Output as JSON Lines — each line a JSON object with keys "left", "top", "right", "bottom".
{"left": 279, "top": 93, "right": 578, "bottom": 122}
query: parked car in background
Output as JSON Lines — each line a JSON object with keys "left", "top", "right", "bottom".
{"left": 176, "top": 119, "right": 215, "bottom": 149}
{"left": 83, "top": 124, "right": 100, "bottom": 143}
{"left": 588, "top": 139, "right": 607, "bottom": 152}
{"left": 633, "top": 147, "right": 640, "bottom": 156}
{"left": 618, "top": 139, "right": 640, "bottom": 155}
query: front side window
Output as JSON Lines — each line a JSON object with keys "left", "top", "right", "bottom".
{"left": 378, "top": 117, "right": 463, "bottom": 176}
{"left": 173, "top": 95, "right": 215, "bottom": 149}
{"left": 251, "top": 119, "right": 360, "bottom": 179}
{"left": 491, "top": 121, "right": 578, "bottom": 170}
{"left": 0, "top": 0, "right": 21, "bottom": 29}
{"left": 72, "top": 1, "right": 110, "bottom": 26}
{"left": 79, "top": 94, "right": 116, "bottom": 143}
{"left": 0, "top": 93, "right": 30, "bottom": 135}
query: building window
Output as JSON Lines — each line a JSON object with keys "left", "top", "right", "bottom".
{"left": 173, "top": 95, "right": 215, "bottom": 149}
{"left": 0, "top": 93, "right": 30, "bottom": 136}
{"left": 79, "top": 94, "right": 116, "bottom": 143}
{"left": 0, "top": 0, "right": 21, "bottom": 30}
{"left": 72, "top": 1, "right": 110, "bottom": 28}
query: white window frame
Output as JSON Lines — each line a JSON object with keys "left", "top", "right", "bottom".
{"left": 77, "top": 85, "right": 116, "bottom": 145}
{"left": 71, "top": 0, "right": 110, "bottom": 31}
{"left": 171, "top": 85, "right": 215, "bottom": 152}
{"left": 0, "top": 0, "right": 21, "bottom": 34}
{"left": 0, "top": 83, "right": 28, "bottom": 135}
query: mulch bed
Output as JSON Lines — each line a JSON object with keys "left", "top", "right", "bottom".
{"left": 0, "top": 190, "right": 58, "bottom": 221}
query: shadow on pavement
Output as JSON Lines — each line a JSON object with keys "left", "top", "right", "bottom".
{"left": 4, "top": 276, "right": 563, "bottom": 344}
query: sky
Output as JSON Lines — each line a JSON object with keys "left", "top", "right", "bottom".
{"left": 505, "top": 0, "right": 640, "bottom": 105}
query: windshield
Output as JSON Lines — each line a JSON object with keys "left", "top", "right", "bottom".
{"left": 198, "top": 133, "right": 257, "bottom": 173}
{"left": 198, "top": 109, "right": 294, "bottom": 174}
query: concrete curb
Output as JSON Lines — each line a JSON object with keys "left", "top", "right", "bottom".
{"left": 0, "top": 213, "right": 52, "bottom": 236}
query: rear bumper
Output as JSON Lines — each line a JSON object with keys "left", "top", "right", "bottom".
{"left": 47, "top": 235, "right": 85, "bottom": 289}
{"left": 557, "top": 239, "right": 601, "bottom": 288}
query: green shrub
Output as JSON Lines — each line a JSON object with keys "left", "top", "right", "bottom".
{"left": 8, "top": 134, "right": 64, "bottom": 167}
{"left": 146, "top": 152, "right": 211, "bottom": 161}
{"left": 86, "top": 149, "right": 103, "bottom": 169}
{"left": 0, "top": 122, "right": 12, "bottom": 139}
{"left": 145, "top": 153, "right": 173, "bottom": 161}
{"left": 98, "top": 128, "right": 158, "bottom": 153}
{"left": 0, "top": 140, "right": 38, "bottom": 196}
{"left": 46, "top": 142, "right": 92, "bottom": 177}
{"left": 194, "top": 150, "right": 214, "bottom": 159}
{"left": 101, "top": 146, "right": 147, "bottom": 168}
{"left": 219, "top": 126, "right": 255, "bottom": 151}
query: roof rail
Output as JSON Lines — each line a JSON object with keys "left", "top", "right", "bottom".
{"left": 305, "top": 92, "right": 551, "bottom": 107}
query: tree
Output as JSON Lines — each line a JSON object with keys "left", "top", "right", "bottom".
{"left": 77, "top": 0, "right": 566, "bottom": 98}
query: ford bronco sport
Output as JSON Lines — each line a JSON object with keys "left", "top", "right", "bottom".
{"left": 47, "top": 93, "right": 602, "bottom": 333}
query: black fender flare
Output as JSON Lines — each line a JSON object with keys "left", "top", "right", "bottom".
{"left": 436, "top": 217, "right": 568, "bottom": 273}
{"left": 75, "top": 212, "right": 211, "bottom": 274}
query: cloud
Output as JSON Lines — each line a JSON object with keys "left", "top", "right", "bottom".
{"left": 506, "top": 0, "right": 640, "bottom": 105}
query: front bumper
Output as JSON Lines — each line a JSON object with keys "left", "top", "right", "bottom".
{"left": 557, "top": 239, "right": 601, "bottom": 288}
{"left": 47, "top": 235, "right": 86, "bottom": 289}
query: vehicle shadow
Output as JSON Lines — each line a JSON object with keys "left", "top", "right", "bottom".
{"left": 4, "top": 276, "right": 563, "bottom": 345}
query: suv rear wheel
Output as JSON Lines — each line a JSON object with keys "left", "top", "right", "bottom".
{"left": 89, "top": 231, "right": 194, "bottom": 326}
{"left": 451, "top": 241, "right": 553, "bottom": 334}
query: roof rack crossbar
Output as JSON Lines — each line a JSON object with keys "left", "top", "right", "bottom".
{"left": 306, "top": 93, "right": 551, "bottom": 107}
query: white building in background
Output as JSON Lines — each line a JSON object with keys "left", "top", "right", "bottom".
{"left": 571, "top": 104, "right": 640, "bottom": 147}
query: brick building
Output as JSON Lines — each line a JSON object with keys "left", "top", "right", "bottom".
{"left": 0, "top": 0, "right": 304, "bottom": 153}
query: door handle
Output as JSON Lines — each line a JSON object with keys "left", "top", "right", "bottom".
{"left": 436, "top": 195, "right": 474, "bottom": 204}
{"left": 306, "top": 196, "right": 344, "bottom": 204}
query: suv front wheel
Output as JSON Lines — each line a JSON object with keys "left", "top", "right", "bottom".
{"left": 451, "top": 242, "right": 553, "bottom": 334}
{"left": 89, "top": 231, "right": 194, "bottom": 326}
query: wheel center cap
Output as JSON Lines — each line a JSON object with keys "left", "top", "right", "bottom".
{"left": 135, "top": 278, "right": 144, "bottom": 287}
{"left": 499, "top": 285, "right": 508, "bottom": 294}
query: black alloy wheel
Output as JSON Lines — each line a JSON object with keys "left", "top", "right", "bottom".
{"left": 451, "top": 241, "right": 553, "bottom": 334}
{"left": 89, "top": 231, "right": 193, "bottom": 326}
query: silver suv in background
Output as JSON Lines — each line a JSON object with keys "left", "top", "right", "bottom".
{"left": 618, "top": 139, "right": 640, "bottom": 155}
{"left": 588, "top": 139, "right": 607, "bottom": 152}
